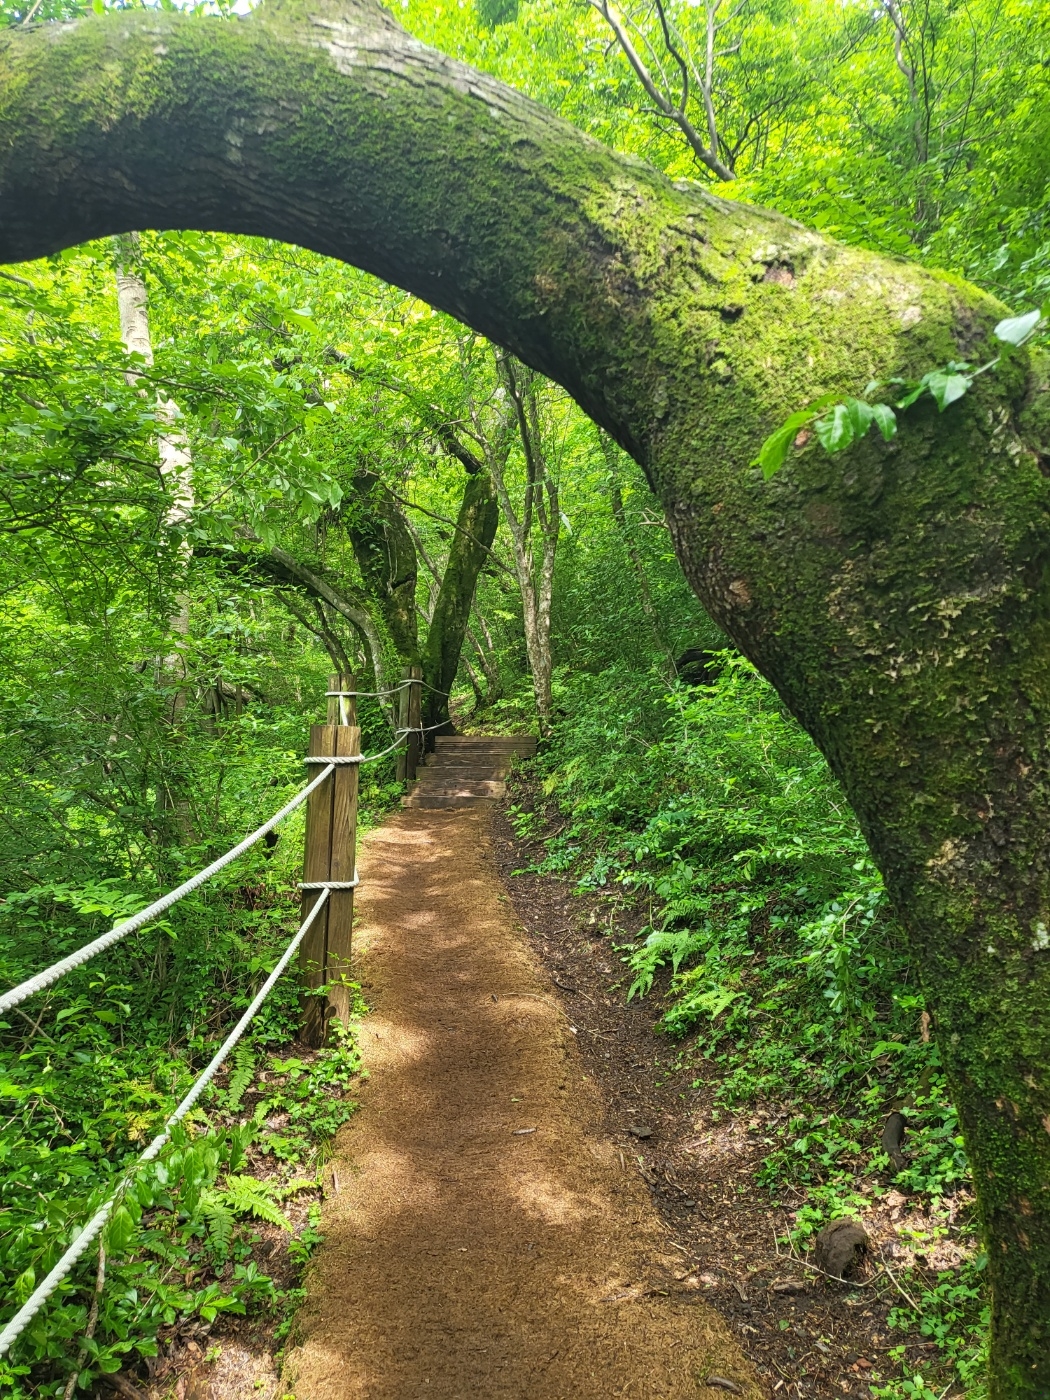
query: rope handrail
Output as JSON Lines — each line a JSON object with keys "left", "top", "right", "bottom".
{"left": 0, "top": 719, "right": 444, "bottom": 1017}
{"left": 0, "top": 762, "right": 337, "bottom": 1017}
{"left": 0, "top": 890, "right": 331, "bottom": 1358}
{"left": 0, "top": 701, "right": 444, "bottom": 1359}
{"left": 325, "top": 681, "right": 449, "bottom": 699}
{"left": 303, "top": 721, "right": 449, "bottom": 768}
{"left": 325, "top": 682, "right": 411, "bottom": 699}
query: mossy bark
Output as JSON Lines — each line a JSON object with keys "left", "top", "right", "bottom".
{"left": 2, "top": 2, "right": 1049, "bottom": 1387}
{"left": 422, "top": 467, "right": 499, "bottom": 733}
{"left": 344, "top": 469, "right": 420, "bottom": 668}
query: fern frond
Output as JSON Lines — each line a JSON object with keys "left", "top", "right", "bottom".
{"left": 201, "top": 1194, "right": 236, "bottom": 1258}
{"left": 221, "top": 1174, "right": 292, "bottom": 1231}
{"left": 225, "top": 1046, "right": 256, "bottom": 1112}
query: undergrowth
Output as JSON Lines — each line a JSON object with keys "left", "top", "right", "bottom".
{"left": 511, "top": 655, "right": 987, "bottom": 1397}
{"left": 0, "top": 709, "right": 396, "bottom": 1397}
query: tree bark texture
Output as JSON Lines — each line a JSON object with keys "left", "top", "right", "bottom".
{"left": 421, "top": 467, "right": 499, "bottom": 731}
{"left": 2, "top": 2, "right": 1050, "bottom": 1387}
{"left": 345, "top": 468, "right": 420, "bottom": 667}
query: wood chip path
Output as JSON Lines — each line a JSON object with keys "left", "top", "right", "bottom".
{"left": 285, "top": 805, "right": 762, "bottom": 1399}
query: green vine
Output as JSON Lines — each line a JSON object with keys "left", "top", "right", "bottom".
{"left": 753, "top": 306, "right": 1047, "bottom": 480}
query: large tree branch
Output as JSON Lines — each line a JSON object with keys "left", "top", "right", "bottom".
{"left": 200, "top": 539, "right": 391, "bottom": 704}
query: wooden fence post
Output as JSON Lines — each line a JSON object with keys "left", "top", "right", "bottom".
{"left": 300, "top": 672, "right": 360, "bottom": 1048}
{"left": 396, "top": 664, "right": 423, "bottom": 783}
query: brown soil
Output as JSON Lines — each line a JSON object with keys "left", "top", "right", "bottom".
{"left": 489, "top": 801, "right": 945, "bottom": 1398}
{"left": 284, "top": 805, "right": 763, "bottom": 1400}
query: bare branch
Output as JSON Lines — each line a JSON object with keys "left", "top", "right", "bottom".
{"left": 587, "top": 0, "right": 735, "bottom": 179}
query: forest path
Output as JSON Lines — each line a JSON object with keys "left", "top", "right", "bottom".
{"left": 285, "top": 804, "right": 763, "bottom": 1400}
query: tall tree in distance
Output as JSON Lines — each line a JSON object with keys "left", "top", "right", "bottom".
{"left": 112, "top": 233, "right": 196, "bottom": 835}
{"left": 492, "top": 354, "right": 563, "bottom": 730}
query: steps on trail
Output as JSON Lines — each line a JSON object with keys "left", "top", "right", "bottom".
{"left": 402, "top": 734, "right": 537, "bottom": 809}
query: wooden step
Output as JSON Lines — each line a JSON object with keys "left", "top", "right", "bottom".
{"left": 421, "top": 762, "right": 510, "bottom": 778}
{"left": 403, "top": 733, "right": 533, "bottom": 808}
{"left": 402, "top": 792, "right": 499, "bottom": 809}
{"left": 411, "top": 778, "right": 506, "bottom": 795}
{"left": 433, "top": 738, "right": 536, "bottom": 752}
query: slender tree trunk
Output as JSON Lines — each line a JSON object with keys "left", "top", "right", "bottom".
{"left": 3, "top": 5, "right": 1050, "bottom": 1384}
{"left": 344, "top": 468, "right": 420, "bottom": 668}
{"left": 113, "top": 232, "right": 195, "bottom": 839}
{"left": 113, "top": 232, "right": 195, "bottom": 720}
{"left": 465, "top": 614, "right": 503, "bottom": 707}
{"left": 494, "top": 355, "right": 560, "bottom": 730}
{"left": 421, "top": 465, "right": 499, "bottom": 732}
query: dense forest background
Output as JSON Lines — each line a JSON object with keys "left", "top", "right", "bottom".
{"left": 0, "top": 0, "right": 1047, "bottom": 1394}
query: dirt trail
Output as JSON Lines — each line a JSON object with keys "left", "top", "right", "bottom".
{"left": 285, "top": 806, "right": 763, "bottom": 1400}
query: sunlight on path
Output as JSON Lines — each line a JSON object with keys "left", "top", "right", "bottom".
{"left": 285, "top": 805, "right": 762, "bottom": 1399}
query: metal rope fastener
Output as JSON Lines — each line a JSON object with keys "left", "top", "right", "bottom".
{"left": 0, "top": 891, "right": 331, "bottom": 1359}
{"left": 0, "top": 763, "right": 337, "bottom": 1017}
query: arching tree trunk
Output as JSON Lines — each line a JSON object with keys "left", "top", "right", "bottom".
{"left": 2, "top": 3, "right": 1049, "bottom": 1386}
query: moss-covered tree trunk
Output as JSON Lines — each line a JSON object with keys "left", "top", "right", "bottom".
{"left": 2, "top": 1, "right": 1049, "bottom": 1387}
{"left": 344, "top": 468, "right": 421, "bottom": 669}
{"left": 422, "top": 466, "right": 499, "bottom": 733}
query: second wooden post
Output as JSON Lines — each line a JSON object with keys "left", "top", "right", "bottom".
{"left": 395, "top": 664, "right": 423, "bottom": 783}
{"left": 300, "top": 672, "right": 360, "bottom": 1048}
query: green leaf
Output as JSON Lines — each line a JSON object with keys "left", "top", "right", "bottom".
{"left": 814, "top": 403, "right": 854, "bottom": 453}
{"left": 871, "top": 403, "right": 897, "bottom": 441}
{"left": 751, "top": 410, "right": 816, "bottom": 478}
{"left": 844, "top": 397, "right": 874, "bottom": 439}
{"left": 13, "top": 1267, "right": 35, "bottom": 1305}
{"left": 285, "top": 309, "right": 318, "bottom": 333}
{"left": 994, "top": 309, "right": 1042, "bottom": 346}
{"left": 894, "top": 380, "right": 926, "bottom": 410}
{"left": 106, "top": 1203, "right": 136, "bottom": 1254}
{"left": 924, "top": 371, "right": 971, "bottom": 411}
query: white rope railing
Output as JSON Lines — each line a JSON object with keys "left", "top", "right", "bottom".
{"left": 0, "top": 714, "right": 449, "bottom": 1018}
{"left": 302, "top": 721, "right": 450, "bottom": 769}
{"left": 0, "top": 762, "right": 337, "bottom": 1017}
{"left": 0, "top": 890, "right": 330, "bottom": 1358}
{"left": 0, "top": 707, "right": 450, "bottom": 1360}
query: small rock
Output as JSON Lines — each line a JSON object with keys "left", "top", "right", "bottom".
{"left": 628, "top": 1124, "right": 653, "bottom": 1139}
{"left": 813, "top": 1218, "right": 870, "bottom": 1279}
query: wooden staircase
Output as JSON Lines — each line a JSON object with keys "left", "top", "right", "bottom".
{"left": 402, "top": 734, "right": 538, "bottom": 809}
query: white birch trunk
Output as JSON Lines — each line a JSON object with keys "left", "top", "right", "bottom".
{"left": 113, "top": 234, "right": 194, "bottom": 722}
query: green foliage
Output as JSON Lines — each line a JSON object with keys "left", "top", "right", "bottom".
{"left": 0, "top": 1003, "right": 363, "bottom": 1397}
{"left": 522, "top": 656, "right": 985, "bottom": 1393}
{"left": 754, "top": 305, "right": 1048, "bottom": 477}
